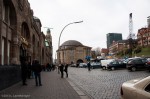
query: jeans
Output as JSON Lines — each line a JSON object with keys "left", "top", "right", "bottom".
{"left": 34, "top": 72, "right": 42, "bottom": 86}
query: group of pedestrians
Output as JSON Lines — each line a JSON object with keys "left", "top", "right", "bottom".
{"left": 59, "top": 63, "right": 68, "bottom": 78}
{"left": 21, "top": 59, "right": 42, "bottom": 86}
{"left": 42, "top": 63, "right": 55, "bottom": 71}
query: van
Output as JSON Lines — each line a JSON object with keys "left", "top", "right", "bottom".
{"left": 101, "top": 59, "right": 115, "bottom": 70}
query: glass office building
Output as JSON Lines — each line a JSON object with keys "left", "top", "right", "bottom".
{"left": 107, "top": 33, "right": 122, "bottom": 48}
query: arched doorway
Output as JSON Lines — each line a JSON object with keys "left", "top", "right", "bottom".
{"left": 76, "top": 59, "right": 84, "bottom": 66}
{"left": 20, "top": 22, "right": 30, "bottom": 63}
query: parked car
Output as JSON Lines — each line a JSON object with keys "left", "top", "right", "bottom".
{"left": 79, "top": 63, "right": 87, "bottom": 68}
{"left": 101, "top": 59, "right": 115, "bottom": 70}
{"left": 146, "top": 58, "right": 150, "bottom": 72}
{"left": 107, "top": 60, "right": 126, "bottom": 70}
{"left": 120, "top": 76, "right": 150, "bottom": 99}
{"left": 70, "top": 64, "right": 76, "bottom": 67}
{"left": 91, "top": 62, "right": 101, "bottom": 69}
{"left": 126, "top": 58, "right": 147, "bottom": 71}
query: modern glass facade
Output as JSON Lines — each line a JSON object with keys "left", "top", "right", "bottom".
{"left": 107, "top": 33, "right": 122, "bottom": 48}
{"left": 148, "top": 16, "right": 150, "bottom": 28}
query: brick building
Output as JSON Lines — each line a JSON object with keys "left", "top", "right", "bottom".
{"left": 137, "top": 28, "right": 150, "bottom": 47}
{"left": 0, "top": 0, "right": 52, "bottom": 90}
{"left": 109, "top": 40, "right": 127, "bottom": 55}
{"left": 57, "top": 40, "right": 91, "bottom": 64}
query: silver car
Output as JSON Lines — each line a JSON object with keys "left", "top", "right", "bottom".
{"left": 121, "top": 76, "right": 150, "bottom": 99}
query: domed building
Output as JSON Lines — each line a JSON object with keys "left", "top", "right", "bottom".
{"left": 57, "top": 40, "right": 91, "bottom": 64}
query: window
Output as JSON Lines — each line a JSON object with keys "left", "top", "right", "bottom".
{"left": 145, "top": 83, "right": 150, "bottom": 93}
{"left": 7, "top": 41, "right": 10, "bottom": 65}
{"left": 2, "top": 2, "right": 10, "bottom": 25}
{"left": 2, "top": 38, "right": 4, "bottom": 65}
{"left": 2, "top": 2, "right": 5, "bottom": 21}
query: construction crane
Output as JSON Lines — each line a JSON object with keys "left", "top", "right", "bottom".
{"left": 127, "top": 13, "right": 135, "bottom": 39}
{"left": 127, "top": 13, "right": 136, "bottom": 57}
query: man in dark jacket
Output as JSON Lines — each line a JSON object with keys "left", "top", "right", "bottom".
{"left": 64, "top": 63, "right": 68, "bottom": 78}
{"left": 21, "top": 60, "right": 28, "bottom": 85}
{"left": 87, "top": 62, "right": 91, "bottom": 71}
{"left": 59, "top": 63, "right": 64, "bottom": 78}
{"left": 32, "top": 60, "right": 42, "bottom": 86}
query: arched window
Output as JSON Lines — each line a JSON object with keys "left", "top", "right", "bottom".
{"left": 2, "top": 1, "right": 10, "bottom": 25}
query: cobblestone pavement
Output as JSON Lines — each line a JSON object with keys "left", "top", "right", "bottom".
{"left": 68, "top": 67, "right": 150, "bottom": 99}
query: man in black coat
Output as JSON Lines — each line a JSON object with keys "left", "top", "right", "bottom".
{"left": 21, "top": 60, "right": 28, "bottom": 85}
{"left": 64, "top": 64, "right": 68, "bottom": 78}
{"left": 87, "top": 62, "right": 91, "bottom": 71}
{"left": 32, "top": 60, "right": 42, "bottom": 86}
{"left": 59, "top": 63, "right": 64, "bottom": 78}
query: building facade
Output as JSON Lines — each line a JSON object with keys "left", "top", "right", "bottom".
{"left": 106, "top": 33, "right": 122, "bottom": 49}
{"left": 57, "top": 40, "right": 91, "bottom": 64}
{"left": 148, "top": 16, "right": 150, "bottom": 28}
{"left": 0, "top": 0, "right": 52, "bottom": 90}
{"left": 137, "top": 28, "right": 150, "bottom": 47}
{"left": 109, "top": 40, "right": 127, "bottom": 55}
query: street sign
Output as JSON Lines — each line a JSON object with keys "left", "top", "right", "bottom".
{"left": 85, "top": 56, "right": 91, "bottom": 61}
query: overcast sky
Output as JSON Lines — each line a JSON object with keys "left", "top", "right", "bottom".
{"left": 28, "top": 0, "right": 150, "bottom": 57}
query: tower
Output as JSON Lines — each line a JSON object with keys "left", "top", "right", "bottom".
{"left": 45, "top": 28, "right": 52, "bottom": 44}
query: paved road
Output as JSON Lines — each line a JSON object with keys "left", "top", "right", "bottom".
{"left": 68, "top": 67, "right": 150, "bottom": 99}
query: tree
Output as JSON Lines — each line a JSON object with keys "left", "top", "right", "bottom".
{"left": 95, "top": 47, "right": 101, "bottom": 56}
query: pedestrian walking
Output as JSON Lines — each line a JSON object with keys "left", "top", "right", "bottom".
{"left": 87, "top": 62, "right": 91, "bottom": 71}
{"left": 21, "top": 59, "right": 28, "bottom": 85}
{"left": 59, "top": 63, "right": 64, "bottom": 78}
{"left": 46, "top": 63, "right": 51, "bottom": 71}
{"left": 32, "top": 60, "right": 42, "bottom": 86}
{"left": 64, "top": 63, "right": 68, "bottom": 78}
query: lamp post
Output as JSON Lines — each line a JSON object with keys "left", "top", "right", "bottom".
{"left": 57, "top": 21, "right": 83, "bottom": 64}
{"left": 58, "top": 21, "right": 83, "bottom": 48}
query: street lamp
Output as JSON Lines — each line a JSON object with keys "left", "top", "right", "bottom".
{"left": 58, "top": 21, "right": 83, "bottom": 49}
{"left": 57, "top": 20, "right": 83, "bottom": 63}
{"left": 44, "top": 27, "right": 53, "bottom": 29}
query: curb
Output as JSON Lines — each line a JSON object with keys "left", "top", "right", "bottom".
{"left": 66, "top": 78, "right": 94, "bottom": 99}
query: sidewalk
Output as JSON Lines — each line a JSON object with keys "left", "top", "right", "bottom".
{"left": 0, "top": 70, "right": 89, "bottom": 99}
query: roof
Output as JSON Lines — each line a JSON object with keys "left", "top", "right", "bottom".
{"left": 61, "top": 40, "right": 83, "bottom": 46}
{"left": 58, "top": 40, "right": 85, "bottom": 50}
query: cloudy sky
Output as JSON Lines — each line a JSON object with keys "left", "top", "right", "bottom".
{"left": 28, "top": 0, "right": 150, "bottom": 57}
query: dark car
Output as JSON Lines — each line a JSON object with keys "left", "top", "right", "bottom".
{"left": 107, "top": 60, "right": 126, "bottom": 70}
{"left": 146, "top": 58, "right": 150, "bottom": 72}
{"left": 126, "top": 58, "right": 147, "bottom": 71}
{"left": 91, "top": 62, "right": 101, "bottom": 69}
